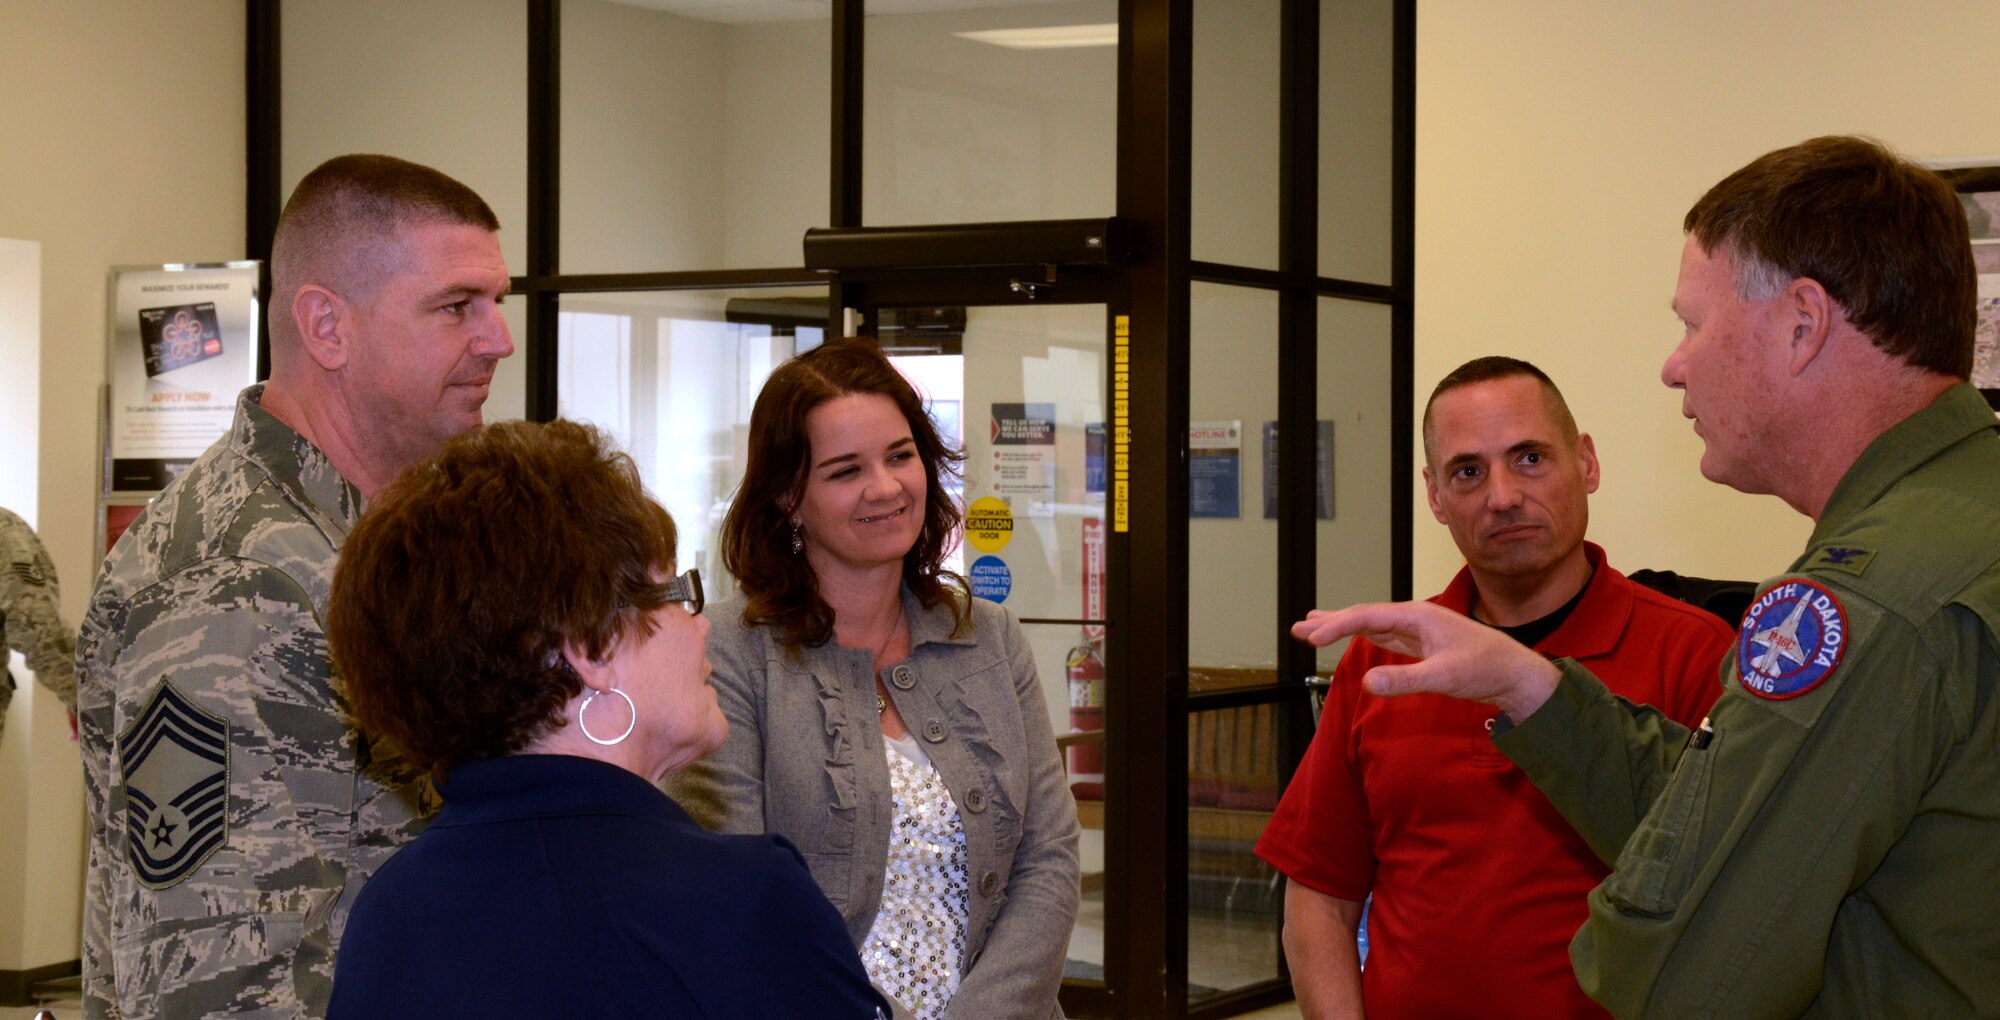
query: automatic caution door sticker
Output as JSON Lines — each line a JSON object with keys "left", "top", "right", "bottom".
{"left": 965, "top": 496, "right": 1015, "bottom": 553}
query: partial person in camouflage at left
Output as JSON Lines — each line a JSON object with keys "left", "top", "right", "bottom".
{"left": 1, "top": 504, "right": 77, "bottom": 743}
{"left": 75, "top": 154, "right": 515, "bottom": 1020}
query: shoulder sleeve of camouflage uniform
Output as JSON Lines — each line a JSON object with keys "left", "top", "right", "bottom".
{"left": 79, "top": 554, "right": 427, "bottom": 1020}
{"left": 0, "top": 512, "right": 76, "bottom": 707}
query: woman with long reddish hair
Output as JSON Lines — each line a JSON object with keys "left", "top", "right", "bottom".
{"left": 670, "top": 339, "right": 1079, "bottom": 1020}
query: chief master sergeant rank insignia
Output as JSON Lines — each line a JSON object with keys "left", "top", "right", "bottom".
{"left": 120, "top": 681, "right": 230, "bottom": 887}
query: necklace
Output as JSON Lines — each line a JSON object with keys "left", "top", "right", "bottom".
{"left": 873, "top": 608, "right": 905, "bottom": 715}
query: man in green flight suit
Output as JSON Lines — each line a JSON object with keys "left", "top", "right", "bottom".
{"left": 1293, "top": 134, "right": 2000, "bottom": 1017}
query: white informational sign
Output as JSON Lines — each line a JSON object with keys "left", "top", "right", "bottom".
{"left": 989, "top": 401, "right": 1057, "bottom": 518}
{"left": 106, "top": 262, "right": 261, "bottom": 493}
{"left": 1188, "top": 420, "right": 1242, "bottom": 519}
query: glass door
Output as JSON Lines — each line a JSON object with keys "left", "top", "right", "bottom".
{"left": 557, "top": 286, "right": 1118, "bottom": 1008}
{"left": 872, "top": 300, "right": 1115, "bottom": 1004}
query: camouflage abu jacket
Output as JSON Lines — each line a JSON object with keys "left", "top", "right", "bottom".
{"left": 76, "top": 384, "right": 434, "bottom": 1020}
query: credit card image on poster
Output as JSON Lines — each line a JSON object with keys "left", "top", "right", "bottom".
{"left": 138, "top": 303, "right": 225, "bottom": 377}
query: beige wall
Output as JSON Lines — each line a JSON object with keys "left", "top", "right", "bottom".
{"left": 0, "top": 0, "right": 245, "bottom": 973}
{"left": 1414, "top": 0, "right": 2000, "bottom": 595}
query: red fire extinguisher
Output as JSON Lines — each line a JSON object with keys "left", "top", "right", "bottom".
{"left": 1067, "top": 638, "right": 1106, "bottom": 799}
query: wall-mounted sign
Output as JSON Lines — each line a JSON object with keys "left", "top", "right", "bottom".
{"left": 989, "top": 401, "right": 1056, "bottom": 517}
{"left": 105, "top": 262, "right": 261, "bottom": 494}
{"left": 1188, "top": 420, "right": 1242, "bottom": 519}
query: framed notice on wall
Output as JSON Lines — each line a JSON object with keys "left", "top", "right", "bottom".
{"left": 104, "top": 262, "right": 262, "bottom": 494}
{"left": 1939, "top": 166, "right": 2000, "bottom": 411}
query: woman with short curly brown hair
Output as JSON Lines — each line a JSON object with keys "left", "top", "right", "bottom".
{"left": 324, "top": 419, "right": 888, "bottom": 1019}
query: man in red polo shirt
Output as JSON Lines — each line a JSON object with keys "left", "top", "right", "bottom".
{"left": 1256, "top": 357, "right": 1730, "bottom": 1019}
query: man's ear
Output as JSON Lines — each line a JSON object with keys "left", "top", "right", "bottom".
{"left": 1784, "top": 277, "right": 1835, "bottom": 376}
{"left": 1422, "top": 465, "right": 1448, "bottom": 525}
{"left": 1576, "top": 432, "right": 1601, "bottom": 495}
{"left": 291, "top": 284, "right": 352, "bottom": 372}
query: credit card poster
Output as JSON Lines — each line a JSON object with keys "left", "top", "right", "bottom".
{"left": 1188, "top": 420, "right": 1242, "bottom": 519}
{"left": 990, "top": 402, "right": 1057, "bottom": 518}
{"left": 108, "top": 263, "right": 261, "bottom": 492}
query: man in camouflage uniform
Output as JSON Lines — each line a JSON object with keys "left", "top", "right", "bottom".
{"left": 76, "top": 154, "right": 514, "bottom": 1019}
{"left": 1, "top": 505, "right": 76, "bottom": 742}
{"left": 1292, "top": 136, "right": 2000, "bottom": 1015}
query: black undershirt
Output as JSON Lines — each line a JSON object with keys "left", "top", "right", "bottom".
{"left": 1481, "top": 566, "right": 1595, "bottom": 649}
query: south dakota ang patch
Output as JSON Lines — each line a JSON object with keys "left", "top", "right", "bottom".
{"left": 1736, "top": 580, "right": 1847, "bottom": 700}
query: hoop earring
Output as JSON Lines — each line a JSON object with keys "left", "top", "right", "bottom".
{"left": 790, "top": 517, "right": 804, "bottom": 555}
{"left": 577, "top": 687, "right": 637, "bottom": 746}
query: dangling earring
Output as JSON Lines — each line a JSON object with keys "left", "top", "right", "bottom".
{"left": 577, "top": 686, "right": 637, "bottom": 746}
{"left": 790, "top": 516, "right": 804, "bottom": 555}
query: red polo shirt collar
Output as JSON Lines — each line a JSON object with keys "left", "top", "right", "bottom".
{"left": 1433, "top": 541, "right": 1628, "bottom": 659}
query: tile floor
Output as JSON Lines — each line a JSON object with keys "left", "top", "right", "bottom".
{"left": 0, "top": 998, "right": 77, "bottom": 1020}
{"left": 4, "top": 999, "right": 1300, "bottom": 1019}
{"left": 0, "top": 992, "right": 1304, "bottom": 1016}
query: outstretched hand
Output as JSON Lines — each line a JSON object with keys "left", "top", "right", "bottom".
{"left": 1292, "top": 602, "right": 1562, "bottom": 721}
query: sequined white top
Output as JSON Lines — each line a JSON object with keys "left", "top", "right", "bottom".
{"left": 860, "top": 738, "right": 971, "bottom": 1019}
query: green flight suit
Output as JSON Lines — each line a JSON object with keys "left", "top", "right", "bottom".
{"left": 1496, "top": 382, "right": 2000, "bottom": 1017}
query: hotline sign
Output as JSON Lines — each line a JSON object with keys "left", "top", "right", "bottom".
{"left": 138, "top": 303, "right": 225, "bottom": 377}
{"left": 1736, "top": 579, "right": 1847, "bottom": 700}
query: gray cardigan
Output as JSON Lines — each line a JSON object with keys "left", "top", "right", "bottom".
{"left": 668, "top": 588, "right": 1080, "bottom": 1020}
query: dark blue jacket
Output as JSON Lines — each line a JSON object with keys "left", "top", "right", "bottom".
{"left": 329, "top": 753, "right": 888, "bottom": 1019}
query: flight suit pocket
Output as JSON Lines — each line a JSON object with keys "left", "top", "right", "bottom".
{"left": 1602, "top": 733, "right": 1718, "bottom": 918}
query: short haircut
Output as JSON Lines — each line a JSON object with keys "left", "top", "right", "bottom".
{"left": 328, "top": 420, "right": 677, "bottom": 777}
{"left": 270, "top": 154, "right": 499, "bottom": 344}
{"left": 720, "top": 338, "right": 969, "bottom": 649}
{"left": 1684, "top": 135, "right": 1975, "bottom": 378}
{"left": 1422, "top": 356, "right": 1578, "bottom": 465}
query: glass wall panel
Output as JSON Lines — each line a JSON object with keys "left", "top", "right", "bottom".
{"left": 1190, "top": 0, "right": 1280, "bottom": 270}
{"left": 555, "top": 287, "right": 827, "bottom": 586}
{"left": 892, "top": 305, "right": 1110, "bottom": 990}
{"left": 1320, "top": 0, "right": 1395, "bottom": 285}
{"left": 1188, "top": 283, "right": 1279, "bottom": 673}
{"left": 1185, "top": 701, "right": 1285, "bottom": 1002}
{"left": 956, "top": 304, "right": 1107, "bottom": 629}
{"left": 1314, "top": 296, "right": 1394, "bottom": 669}
{"left": 281, "top": 0, "right": 528, "bottom": 275}
{"left": 561, "top": 0, "right": 830, "bottom": 273}
{"left": 863, "top": 0, "right": 1116, "bottom": 227}
{"left": 1030, "top": 614, "right": 1107, "bottom": 989}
